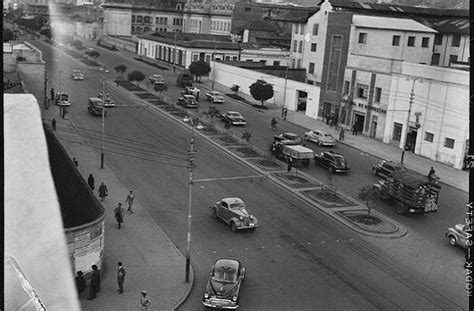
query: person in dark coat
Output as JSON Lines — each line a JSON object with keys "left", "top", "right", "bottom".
{"left": 352, "top": 124, "right": 357, "bottom": 135}
{"left": 98, "top": 182, "right": 108, "bottom": 201}
{"left": 88, "top": 174, "right": 95, "bottom": 189}
{"left": 73, "top": 157, "right": 78, "bottom": 167}
{"left": 287, "top": 157, "right": 293, "bottom": 172}
{"left": 339, "top": 127, "right": 345, "bottom": 141}
{"left": 117, "top": 262, "right": 126, "bottom": 294}
{"left": 115, "top": 203, "right": 124, "bottom": 229}
{"left": 50, "top": 88, "right": 55, "bottom": 101}
{"left": 88, "top": 265, "right": 100, "bottom": 300}
{"left": 75, "top": 271, "right": 86, "bottom": 297}
{"left": 52, "top": 118, "right": 57, "bottom": 131}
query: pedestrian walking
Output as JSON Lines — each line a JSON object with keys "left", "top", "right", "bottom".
{"left": 125, "top": 190, "right": 135, "bottom": 214}
{"left": 140, "top": 291, "right": 151, "bottom": 310}
{"left": 88, "top": 174, "right": 95, "bottom": 190}
{"left": 50, "top": 87, "right": 55, "bottom": 101}
{"left": 283, "top": 107, "right": 288, "bottom": 120}
{"left": 271, "top": 117, "right": 277, "bottom": 130}
{"left": 352, "top": 124, "right": 357, "bottom": 135}
{"left": 98, "top": 182, "right": 108, "bottom": 201}
{"left": 73, "top": 157, "right": 78, "bottom": 167}
{"left": 326, "top": 113, "right": 330, "bottom": 124}
{"left": 52, "top": 118, "right": 57, "bottom": 131}
{"left": 114, "top": 203, "right": 124, "bottom": 229}
{"left": 117, "top": 262, "right": 126, "bottom": 294}
{"left": 75, "top": 271, "right": 86, "bottom": 297}
{"left": 329, "top": 113, "right": 335, "bottom": 127}
{"left": 339, "top": 127, "right": 345, "bottom": 141}
{"left": 287, "top": 157, "right": 293, "bottom": 172}
{"left": 88, "top": 265, "right": 101, "bottom": 300}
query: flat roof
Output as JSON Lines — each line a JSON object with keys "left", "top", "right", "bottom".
{"left": 353, "top": 15, "right": 437, "bottom": 33}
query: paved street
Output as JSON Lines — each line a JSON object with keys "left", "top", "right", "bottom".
{"left": 28, "top": 37, "right": 468, "bottom": 310}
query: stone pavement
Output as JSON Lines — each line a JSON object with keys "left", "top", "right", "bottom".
{"left": 42, "top": 106, "right": 193, "bottom": 310}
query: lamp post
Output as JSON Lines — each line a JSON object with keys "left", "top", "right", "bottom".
{"left": 100, "top": 77, "right": 106, "bottom": 169}
{"left": 400, "top": 76, "right": 422, "bottom": 165}
{"left": 173, "top": 32, "right": 177, "bottom": 73}
{"left": 211, "top": 40, "right": 216, "bottom": 91}
{"left": 282, "top": 53, "right": 290, "bottom": 120}
{"left": 43, "top": 70, "right": 48, "bottom": 113}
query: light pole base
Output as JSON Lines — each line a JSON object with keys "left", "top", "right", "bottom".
{"left": 185, "top": 257, "right": 190, "bottom": 283}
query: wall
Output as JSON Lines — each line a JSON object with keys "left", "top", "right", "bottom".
{"left": 104, "top": 8, "right": 131, "bottom": 36}
{"left": 212, "top": 61, "right": 320, "bottom": 116}
{"left": 102, "top": 35, "right": 137, "bottom": 53}
{"left": 432, "top": 33, "right": 470, "bottom": 66}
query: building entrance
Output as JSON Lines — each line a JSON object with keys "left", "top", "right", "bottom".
{"left": 353, "top": 113, "right": 365, "bottom": 133}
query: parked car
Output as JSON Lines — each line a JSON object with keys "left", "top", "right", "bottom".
{"left": 372, "top": 160, "right": 404, "bottom": 179}
{"left": 202, "top": 258, "right": 246, "bottom": 310}
{"left": 70, "top": 70, "right": 84, "bottom": 80}
{"left": 273, "top": 133, "right": 303, "bottom": 145}
{"left": 177, "top": 94, "right": 198, "bottom": 108}
{"left": 314, "top": 151, "right": 350, "bottom": 173}
{"left": 446, "top": 224, "right": 469, "bottom": 248}
{"left": 211, "top": 197, "right": 258, "bottom": 232}
{"left": 181, "top": 86, "right": 200, "bottom": 98}
{"left": 221, "top": 111, "right": 247, "bottom": 126}
{"left": 206, "top": 90, "right": 225, "bottom": 104}
{"left": 55, "top": 92, "right": 71, "bottom": 106}
{"left": 304, "top": 129, "right": 336, "bottom": 146}
{"left": 97, "top": 92, "right": 115, "bottom": 107}
{"left": 88, "top": 97, "right": 106, "bottom": 117}
{"left": 149, "top": 74, "right": 165, "bottom": 84}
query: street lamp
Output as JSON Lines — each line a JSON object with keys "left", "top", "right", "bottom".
{"left": 100, "top": 77, "right": 106, "bottom": 169}
{"left": 400, "top": 76, "right": 422, "bottom": 165}
{"left": 282, "top": 53, "right": 290, "bottom": 120}
{"left": 173, "top": 32, "right": 177, "bottom": 73}
{"left": 211, "top": 40, "right": 216, "bottom": 91}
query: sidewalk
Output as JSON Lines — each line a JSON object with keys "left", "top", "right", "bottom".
{"left": 43, "top": 108, "right": 192, "bottom": 310}
{"left": 199, "top": 81, "right": 468, "bottom": 193}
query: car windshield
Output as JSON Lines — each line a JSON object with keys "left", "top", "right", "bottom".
{"left": 213, "top": 267, "right": 238, "bottom": 283}
{"left": 229, "top": 202, "right": 245, "bottom": 210}
{"left": 60, "top": 94, "right": 69, "bottom": 100}
{"left": 285, "top": 134, "right": 299, "bottom": 140}
{"left": 212, "top": 92, "right": 221, "bottom": 96}
{"left": 228, "top": 112, "right": 241, "bottom": 118}
{"left": 334, "top": 156, "right": 346, "bottom": 166}
{"left": 323, "top": 133, "right": 332, "bottom": 138}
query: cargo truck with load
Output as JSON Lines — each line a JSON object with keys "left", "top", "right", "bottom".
{"left": 373, "top": 170, "right": 440, "bottom": 215}
{"left": 271, "top": 142, "right": 314, "bottom": 166}
{"left": 176, "top": 72, "right": 194, "bottom": 87}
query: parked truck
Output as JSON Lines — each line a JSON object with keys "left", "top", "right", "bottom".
{"left": 271, "top": 142, "right": 314, "bottom": 166}
{"left": 176, "top": 72, "right": 194, "bottom": 87}
{"left": 373, "top": 170, "right": 440, "bottom": 215}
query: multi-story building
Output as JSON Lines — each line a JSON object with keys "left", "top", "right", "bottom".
{"left": 182, "top": 0, "right": 233, "bottom": 35}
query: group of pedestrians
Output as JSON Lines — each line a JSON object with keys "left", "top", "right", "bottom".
{"left": 75, "top": 262, "right": 151, "bottom": 309}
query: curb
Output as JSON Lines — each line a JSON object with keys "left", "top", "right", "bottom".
{"left": 171, "top": 265, "right": 195, "bottom": 311}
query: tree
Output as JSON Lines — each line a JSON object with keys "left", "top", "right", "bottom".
{"left": 88, "top": 50, "right": 100, "bottom": 60}
{"left": 249, "top": 79, "right": 274, "bottom": 107}
{"left": 203, "top": 106, "right": 220, "bottom": 128}
{"left": 241, "top": 130, "right": 252, "bottom": 148}
{"left": 39, "top": 28, "right": 52, "bottom": 40}
{"left": 114, "top": 64, "right": 127, "bottom": 80}
{"left": 3, "top": 28, "right": 14, "bottom": 42}
{"left": 189, "top": 60, "right": 211, "bottom": 82}
{"left": 128, "top": 70, "right": 145, "bottom": 86}
{"left": 153, "top": 83, "right": 168, "bottom": 99}
{"left": 358, "top": 186, "right": 379, "bottom": 215}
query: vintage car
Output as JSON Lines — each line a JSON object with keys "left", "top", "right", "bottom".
{"left": 149, "top": 74, "right": 165, "bottom": 85}
{"left": 181, "top": 86, "right": 201, "bottom": 98}
{"left": 221, "top": 111, "right": 247, "bottom": 126}
{"left": 206, "top": 90, "right": 225, "bottom": 104}
{"left": 55, "top": 92, "right": 71, "bottom": 106}
{"left": 304, "top": 129, "right": 336, "bottom": 146}
{"left": 97, "top": 92, "right": 115, "bottom": 107}
{"left": 314, "top": 151, "right": 350, "bottom": 173}
{"left": 211, "top": 197, "right": 258, "bottom": 232}
{"left": 446, "top": 224, "right": 469, "bottom": 248}
{"left": 88, "top": 97, "right": 107, "bottom": 117}
{"left": 70, "top": 70, "right": 84, "bottom": 80}
{"left": 273, "top": 133, "right": 303, "bottom": 145}
{"left": 372, "top": 160, "right": 404, "bottom": 179}
{"left": 177, "top": 94, "right": 198, "bottom": 108}
{"left": 202, "top": 258, "right": 246, "bottom": 310}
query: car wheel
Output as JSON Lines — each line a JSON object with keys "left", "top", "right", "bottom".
{"left": 448, "top": 236, "right": 457, "bottom": 247}
{"left": 372, "top": 168, "right": 378, "bottom": 175}
{"left": 396, "top": 202, "right": 408, "bottom": 215}
{"left": 328, "top": 166, "right": 334, "bottom": 173}
{"left": 231, "top": 222, "right": 238, "bottom": 232}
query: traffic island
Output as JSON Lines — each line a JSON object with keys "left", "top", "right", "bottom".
{"left": 301, "top": 188, "right": 355, "bottom": 208}
{"left": 273, "top": 172, "right": 321, "bottom": 189}
{"left": 136, "top": 92, "right": 159, "bottom": 100}
{"left": 247, "top": 157, "right": 284, "bottom": 171}
{"left": 336, "top": 210, "right": 406, "bottom": 238}
{"left": 227, "top": 146, "right": 260, "bottom": 158}
{"left": 119, "top": 81, "right": 145, "bottom": 92}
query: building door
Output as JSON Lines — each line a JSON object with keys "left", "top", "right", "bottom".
{"left": 323, "top": 102, "right": 332, "bottom": 119}
{"left": 297, "top": 91, "right": 307, "bottom": 112}
{"left": 354, "top": 113, "right": 365, "bottom": 133}
{"left": 405, "top": 128, "right": 417, "bottom": 151}
{"left": 370, "top": 116, "right": 378, "bottom": 138}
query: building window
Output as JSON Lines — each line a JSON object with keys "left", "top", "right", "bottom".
{"left": 293, "top": 40, "right": 297, "bottom": 52}
{"left": 392, "top": 35, "right": 400, "bottom": 46}
{"left": 297, "top": 59, "right": 301, "bottom": 68}
{"left": 311, "top": 43, "right": 317, "bottom": 52}
{"left": 356, "top": 83, "right": 368, "bottom": 99}
{"left": 299, "top": 25, "right": 304, "bottom": 35}
{"left": 343, "top": 81, "right": 350, "bottom": 95}
{"left": 449, "top": 55, "right": 458, "bottom": 65}
{"left": 312, "top": 24, "right": 319, "bottom": 36}
{"left": 424, "top": 132, "right": 434, "bottom": 143}
{"left": 358, "top": 32, "right": 367, "bottom": 44}
{"left": 374, "top": 87, "right": 382, "bottom": 102}
{"left": 451, "top": 34, "right": 461, "bottom": 47}
{"left": 393, "top": 123, "right": 403, "bottom": 141}
{"left": 136, "top": 16, "right": 143, "bottom": 23}
{"left": 444, "top": 137, "right": 455, "bottom": 149}
{"left": 308, "top": 62, "right": 315, "bottom": 74}
{"left": 273, "top": 61, "right": 280, "bottom": 66}
{"left": 144, "top": 16, "right": 150, "bottom": 23}
{"left": 407, "top": 36, "right": 415, "bottom": 47}
{"left": 307, "top": 80, "right": 314, "bottom": 85}
{"left": 431, "top": 53, "right": 440, "bottom": 66}
{"left": 421, "top": 37, "right": 429, "bottom": 47}
{"left": 298, "top": 41, "right": 303, "bottom": 53}
{"left": 132, "top": 15, "right": 135, "bottom": 23}
{"left": 434, "top": 34, "right": 443, "bottom": 45}
{"left": 245, "top": 7, "right": 251, "bottom": 11}
{"left": 294, "top": 24, "right": 298, "bottom": 34}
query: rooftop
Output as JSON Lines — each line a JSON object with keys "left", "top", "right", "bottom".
{"left": 352, "top": 14, "right": 437, "bottom": 33}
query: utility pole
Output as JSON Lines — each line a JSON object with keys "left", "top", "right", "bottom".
{"left": 211, "top": 40, "right": 216, "bottom": 91}
{"left": 100, "top": 77, "right": 105, "bottom": 169}
{"left": 185, "top": 137, "right": 195, "bottom": 283}
{"left": 173, "top": 32, "right": 177, "bottom": 73}
{"left": 282, "top": 54, "right": 290, "bottom": 120}
{"left": 43, "top": 70, "right": 48, "bottom": 113}
{"left": 400, "top": 76, "right": 421, "bottom": 166}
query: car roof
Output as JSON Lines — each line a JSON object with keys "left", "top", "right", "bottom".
{"left": 215, "top": 259, "right": 240, "bottom": 270}
{"left": 222, "top": 197, "right": 244, "bottom": 204}
{"left": 184, "top": 94, "right": 195, "bottom": 98}
{"left": 324, "top": 151, "right": 343, "bottom": 157}
{"left": 226, "top": 111, "right": 240, "bottom": 114}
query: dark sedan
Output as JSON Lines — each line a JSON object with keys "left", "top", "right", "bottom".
{"left": 273, "top": 132, "right": 303, "bottom": 145}
{"left": 372, "top": 160, "right": 404, "bottom": 179}
{"left": 314, "top": 151, "right": 350, "bottom": 173}
{"left": 203, "top": 258, "right": 246, "bottom": 310}
{"left": 221, "top": 111, "right": 247, "bottom": 126}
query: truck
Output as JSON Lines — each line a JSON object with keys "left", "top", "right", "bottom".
{"left": 271, "top": 142, "right": 314, "bottom": 166}
{"left": 88, "top": 97, "right": 107, "bottom": 117}
{"left": 176, "top": 72, "right": 194, "bottom": 87}
{"left": 373, "top": 170, "right": 440, "bottom": 215}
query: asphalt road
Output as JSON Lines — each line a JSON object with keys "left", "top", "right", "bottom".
{"left": 32, "top": 39, "right": 466, "bottom": 310}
